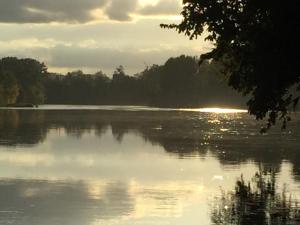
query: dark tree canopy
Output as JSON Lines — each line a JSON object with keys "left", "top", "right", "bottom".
{"left": 0, "top": 57, "right": 47, "bottom": 105}
{"left": 161, "top": 0, "right": 300, "bottom": 130}
{"left": 42, "top": 55, "right": 245, "bottom": 107}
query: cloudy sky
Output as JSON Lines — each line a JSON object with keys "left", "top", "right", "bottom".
{"left": 0, "top": 0, "right": 211, "bottom": 75}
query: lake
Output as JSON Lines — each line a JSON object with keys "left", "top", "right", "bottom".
{"left": 0, "top": 106, "right": 300, "bottom": 225}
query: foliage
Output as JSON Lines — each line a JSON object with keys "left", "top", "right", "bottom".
{"left": 212, "top": 169, "right": 300, "bottom": 225}
{"left": 42, "top": 55, "right": 245, "bottom": 107}
{"left": 161, "top": 0, "right": 300, "bottom": 131}
{"left": 0, "top": 57, "right": 47, "bottom": 105}
{"left": 0, "top": 71, "right": 19, "bottom": 105}
{"left": 0, "top": 55, "right": 245, "bottom": 107}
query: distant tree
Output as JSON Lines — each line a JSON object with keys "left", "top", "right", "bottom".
{"left": 112, "top": 65, "right": 126, "bottom": 80}
{"left": 136, "top": 55, "right": 245, "bottom": 107}
{"left": 196, "top": 60, "right": 246, "bottom": 107}
{"left": 160, "top": 55, "right": 199, "bottom": 106}
{"left": 39, "top": 56, "right": 245, "bottom": 107}
{"left": 138, "top": 64, "right": 163, "bottom": 105}
{"left": 93, "top": 71, "right": 111, "bottom": 104}
{"left": 111, "top": 66, "right": 140, "bottom": 104}
{"left": 0, "top": 71, "right": 19, "bottom": 105}
{"left": 64, "top": 70, "right": 95, "bottom": 104}
{"left": 42, "top": 73, "right": 65, "bottom": 104}
{"left": 94, "top": 70, "right": 108, "bottom": 79}
{"left": 161, "top": 1, "right": 300, "bottom": 130}
{"left": 0, "top": 57, "right": 46, "bottom": 105}
{"left": 67, "top": 70, "right": 84, "bottom": 77}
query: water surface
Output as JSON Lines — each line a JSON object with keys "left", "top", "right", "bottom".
{"left": 0, "top": 106, "right": 300, "bottom": 225}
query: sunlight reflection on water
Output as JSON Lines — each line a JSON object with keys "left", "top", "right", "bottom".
{"left": 0, "top": 107, "right": 299, "bottom": 225}
{"left": 180, "top": 108, "right": 247, "bottom": 113}
{"left": 2, "top": 104, "right": 248, "bottom": 114}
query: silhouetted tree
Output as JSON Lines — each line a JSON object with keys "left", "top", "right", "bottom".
{"left": 160, "top": 55, "right": 199, "bottom": 106}
{"left": 138, "top": 64, "right": 163, "bottom": 105}
{"left": 1, "top": 56, "right": 247, "bottom": 107}
{"left": 110, "top": 65, "right": 142, "bottom": 104}
{"left": 0, "top": 57, "right": 46, "bottom": 105}
{"left": 0, "top": 70, "right": 19, "bottom": 105}
{"left": 161, "top": 1, "right": 300, "bottom": 130}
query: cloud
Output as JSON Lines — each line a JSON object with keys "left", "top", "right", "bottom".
{"left": 0, "top": 0, "right": 109, "bottom": 23}
{"left": 0, "top": 18, "right": 212, "bottom": 74}
{"left": 0, "top": 42, "right": 200, "bottom": 74}
{"left": 105, "top": 0, "right": 138, "bottom": 21}
{"left": 138, "top": 0, "right": 181, "bottom": 16}
{"left": 46, "top": 44, "right": 198, "bottom": 74}
{"left": 0, "top": 38, "right": 65, "bottom": 49}
{"left": 0, "top": 0, "right": 182, "bottom": 23}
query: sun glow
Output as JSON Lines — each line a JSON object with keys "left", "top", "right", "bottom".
{"left": 180, "top": 108, "right": 247, "bottom": 114}
{"left": 199, "top": 108, "right": 247, "bottom": 113}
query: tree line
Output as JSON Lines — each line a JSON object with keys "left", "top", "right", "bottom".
{"left": 0, "top": 57, "right": 46, "bottom": 106}
{"left": 1, "top": 55, "right": 246, "bottom": 107}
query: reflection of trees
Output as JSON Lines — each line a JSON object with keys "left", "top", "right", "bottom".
{"left": 110, "top": 121, "right": 130, "bottom": 143}
{"left": 0, "top": 180, "right": 134, "bottom": 225}
{"left": 0, "top": 110, "right": 47, "bottom": 146}
{"left": 1, "top": 109, "right": 300, "bottom": 179}
{"left": 47, "top": 110, "right": 109, "bottom": 138}
{"left": 211, "top": 169, "right": 300, "bottom": 225}
{"left": 0, "top": 110, "right": 109, "bottom": 145}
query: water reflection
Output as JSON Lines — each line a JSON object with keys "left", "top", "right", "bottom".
{"left": 0, "top": 109, "right": 300, "bottom": 225}
{"left": 211, "top": 168, "right": 300, "bottom": 225}
{"left": 0, "top": 179, "right": 134, "bottom": 225}
{"left": 1, "top": 110, "right": 300, "bottom": 177}
{"left": 0, "top": 110, "right": 47, "bottom": 146}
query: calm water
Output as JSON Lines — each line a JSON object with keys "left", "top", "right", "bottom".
{"left": 0, "top": 106, "right": 300, "bottom": 225}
